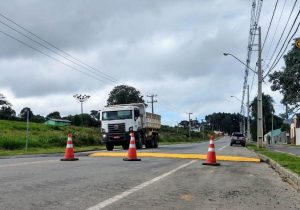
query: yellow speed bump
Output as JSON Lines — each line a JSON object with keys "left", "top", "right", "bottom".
{"left": 89, "top": 152, "right": 260, "bottom": 163}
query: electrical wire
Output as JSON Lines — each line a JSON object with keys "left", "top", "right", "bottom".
{"left": 0, "top": 12, "right": 120, "bottom": 84}
{"left": 262, "top": 0, "right": 279, "bottom": 51}
{"left": 264, "top": 0, "right": 287, "bottom": 60}
{"left": 264, "top": 10, "right": 300, "bottom": 77}
{"left": 0, "top": 30, "right": 113, "bottom": 84}
{"left": 264, "top": 0, "right": 298, "bottom": 72}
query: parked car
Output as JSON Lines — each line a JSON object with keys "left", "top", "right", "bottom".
{"left": 230, "top": 132, "right": 246, "bottom": 147}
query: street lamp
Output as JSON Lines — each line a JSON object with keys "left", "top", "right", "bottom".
{"left": 224, "top": 27, "right": 263, "bottom": 148}
{"left": 73, "top": 94, "right": 90, "bottom": 126}
{"left": 73, "top": 94, "right": 90, "bottom": 115}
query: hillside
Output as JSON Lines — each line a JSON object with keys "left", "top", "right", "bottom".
{"left": 0, "top": 120, "right": 100, "bottom": 150}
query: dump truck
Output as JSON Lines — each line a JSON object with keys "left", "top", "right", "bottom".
{"left": 101, "top": 103, "right": 161, "bottom": 151}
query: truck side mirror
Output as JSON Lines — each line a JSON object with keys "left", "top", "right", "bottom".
{"left": 134, "top": 110, "right": 140, "bottom": 118}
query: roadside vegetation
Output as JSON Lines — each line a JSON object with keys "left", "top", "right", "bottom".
{"left": 159, "top": 125, "right": 213, "bottom": 143}
{"left": 247, "top": 143, "right": 300, "bottom": 176}
{"left": 0, "top": 120, "right": 215, "bottom": 156}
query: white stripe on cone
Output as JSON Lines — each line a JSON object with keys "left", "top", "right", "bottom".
{"left": 66, "top": 143, "right": 73, "bottom": 148}
{"left": 129, "top": 143, "right": 136, "bottom": 149}
{"left": 208, "top": 148, "right": 215, "bottom": 152}
{"left": 210, "top": 140, "right": 214, "bottom": 144}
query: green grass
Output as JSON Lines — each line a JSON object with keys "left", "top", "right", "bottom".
{"left": 0, "top": 120, "right": 101, "bottom": 150}
{"left": 247, "top": 143, "right": 300, "bottom": 176}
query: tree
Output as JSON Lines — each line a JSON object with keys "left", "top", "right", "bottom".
{"left": 250, "top": 93, "right": 283, "bottom": 141}
{"left": 19, "top": 107, "right": 34, "bottom": 121}
{"left": 0, "top": 93, "right": 11, "bottom": 107}
{"left": 107, "top": 85, "right": 145, "bottom": 106}
{"left": 205, "top": 112, "right": 241, "bottom": 134}
{"left": 0, "top": 106, "right": 16, "bottom": 120}
{"left": 46, "top": 111, "right": 61, "bottom": 119}
{"left": 269, "top": 43, "right": 300, "bottom": 110}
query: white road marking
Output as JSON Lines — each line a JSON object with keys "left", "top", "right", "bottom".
{"left": 86, "top": 160, "right": 197, "bottom": 210}
{"left": 218, "top": 145, "right": 228, "bottom": 151}
{"left": 0, "top": 159, "right": 58, "bottom": 168}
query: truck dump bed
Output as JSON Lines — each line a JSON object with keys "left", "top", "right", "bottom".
{"left": 145, "top": 112, "right": 161, "bottom": 130}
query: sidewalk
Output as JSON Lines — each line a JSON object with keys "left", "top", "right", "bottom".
{"left": 269, "top": 144, "right": 300, "bottom": 157}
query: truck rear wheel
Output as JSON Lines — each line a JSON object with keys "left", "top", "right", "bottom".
{"left": 145, "top": 137, "right": 153, "bottom": 148}
{"left": 106, "top": 142, "right": 114, "bottom": 151}
{"left": 153, "top": 135, "right": 159, "bottom": 148}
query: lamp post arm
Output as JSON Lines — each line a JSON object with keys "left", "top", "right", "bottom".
{"left": 223, "top": 53, "right": 257, "bottom": 74}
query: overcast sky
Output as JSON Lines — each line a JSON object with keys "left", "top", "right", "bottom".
{"left": 0, "top": 0, "right": 296, "bottom": 125}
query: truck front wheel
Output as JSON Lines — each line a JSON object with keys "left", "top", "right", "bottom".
{"left": 122, "top": 141, "right": 129, "bottom": 150}
{"left": 106, "top": 142, "right": 114, "bottom": 151}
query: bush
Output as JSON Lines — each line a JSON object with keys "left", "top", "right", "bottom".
{"left": 0, "top": 137, "right": 24, "bottom": 150}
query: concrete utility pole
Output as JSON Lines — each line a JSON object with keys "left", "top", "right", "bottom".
{"left": 257, "top": 26, "right": 264, "bottom": 148}
{"left": 147, "top": 94, "right": 157, "bottom": 114}
{"left": 271, "top": 110, "right": 274, "bottom": 145}
{"left": 25, "top": 109, "right": 29, "bottom": 152}
{"left": 247, "top": 85, "right": 251, "bottom": 143}
{"left": 188, "top": 113, "right": 193, "bottom": 140}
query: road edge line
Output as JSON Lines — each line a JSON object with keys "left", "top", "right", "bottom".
{"left": 86, "top": 160, "right": 197, "bottom": 210}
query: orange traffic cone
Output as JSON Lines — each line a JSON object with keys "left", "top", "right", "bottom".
{"left": 123, "top": 132, "right": 141, "bottom": 161}
{"left": 202, "top": 136, "right": 220, "bottom": 166}
{"left": 60, "top": 134, "right": 79, "bottom": 161}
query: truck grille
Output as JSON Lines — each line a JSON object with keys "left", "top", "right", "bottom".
{"left": 108, "top": 123, "right": 125, "bottom": 135}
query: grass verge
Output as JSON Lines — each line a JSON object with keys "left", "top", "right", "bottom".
{"left": 0, "top": 145, "right": 105, "bottom": 156}
{"left": 247, "top": 143, "right": 300, "bottom": 176}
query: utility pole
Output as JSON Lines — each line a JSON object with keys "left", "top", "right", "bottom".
{"left": 188, "top": 113, "right": 193, "bottom": 140}
{"left": 176, "top": 121, "right": 179, "bottom": 135}
{"left": 257, "top": 26, "right": 264, "bottom": 148}
{"left": 73, "top": 94, "right": 90, "bottom": 126}
{"left": 271, "top": 110, "right": 274, "bottom": 145}
{"left": 25, "top": 109, "right": 29, "bottom": 152}
{"left": 147, "top": 94, "right": 157, "bottom": 114}
{"left": 247, "top": 85, "right": 251, "bottom": 143}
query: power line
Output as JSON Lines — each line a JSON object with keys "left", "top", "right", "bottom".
{"left": 264, "top": 9, "right": 300, "bottom": 77}
{"left": 262, "top": 0, "right": 279, "bottom": 51}
{"left": 0, "top": 12, "right": 120, "bottom": 84}
{"left": 0, "top": 30, "right": 113, "bottom": 84}
{"left": 264, "top": 0, "right": 287, "bottom": 60}
{"left": 264, "top": 0, "right": 298, "bottom": 71}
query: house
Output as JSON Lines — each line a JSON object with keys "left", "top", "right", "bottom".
{"left": 264, "top": 128, "right": 287, "bottom": 144}
{"left": 45, "top": 118, "right": 71, "bottom": 126}
{"left": 290, "top": 113, "right": 300, "bottom": 145}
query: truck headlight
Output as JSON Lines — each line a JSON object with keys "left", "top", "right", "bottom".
{"left": 129, "top": 127, "right": 133, "bottom": 131}
{"left": 102, "top": 134, "right": 107, "bottom": 138}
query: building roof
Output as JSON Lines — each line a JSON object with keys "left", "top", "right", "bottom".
{"left": 47, "top": 118, "right": 71, "bottom": 123}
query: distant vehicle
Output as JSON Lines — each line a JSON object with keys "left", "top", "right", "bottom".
{"left": 101, "top": 103, "right": 161, "bottom": 151}
{"left": 230, "top": 132, "right": 246, "bottom": 147}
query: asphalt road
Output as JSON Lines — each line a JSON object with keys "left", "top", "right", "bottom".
{"left": 0, "top": 136, "right": 299, "bottom": 210}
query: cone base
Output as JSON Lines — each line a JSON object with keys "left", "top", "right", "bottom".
{"left": 123, "top": 158, "right": 141, "bottom": 161}
{"left": 202, "top": 162, "right": 220, "bottom": 166}
{"left": 60, "top": 158, "right": 79, "bottom": 161}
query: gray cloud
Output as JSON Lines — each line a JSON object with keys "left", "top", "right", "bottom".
{"left": 0, "top": 0, "right": 291, "bottom": 123}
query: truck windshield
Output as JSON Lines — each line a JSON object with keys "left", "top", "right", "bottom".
{"left": 102, "top": 110, "right": 132, "bottom": 120}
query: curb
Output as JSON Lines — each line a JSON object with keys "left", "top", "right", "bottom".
{"left": 258, "top": 153, "right": 300, "bottom": 191}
